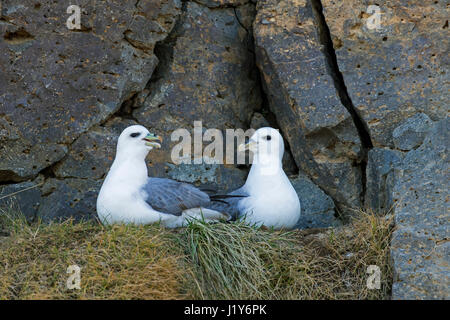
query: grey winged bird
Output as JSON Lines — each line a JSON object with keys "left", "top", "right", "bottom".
{"left": 96, "top": 125, "right": 229, "bottom": 228}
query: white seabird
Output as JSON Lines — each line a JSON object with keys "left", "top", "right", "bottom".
{"left": 96, "top": 125, "right": 228, "bottom": 228}
{"left": 210, "top": 127, "right": 301, "bottom": 229}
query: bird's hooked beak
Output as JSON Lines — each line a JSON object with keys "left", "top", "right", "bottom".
{"left": 238, "top": 140, "right": 257, "bottom": 152}
{"left": 143, "top": 133, "right": 163, "bottom": 149}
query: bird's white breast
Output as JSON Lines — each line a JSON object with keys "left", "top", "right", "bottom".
{"left": 239, "top": 173, "right": 301, "bottom": 229}
{"left": 96, "top": 161, "right": 157, "bottom": 224}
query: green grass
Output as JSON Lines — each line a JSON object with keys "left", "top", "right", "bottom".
{"left": 0, "top": 206, "right": 394, "bottom": 300}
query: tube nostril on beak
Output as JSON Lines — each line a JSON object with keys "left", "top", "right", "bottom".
{"left": 143, "top": 133, "right": 163, "bottom": 148}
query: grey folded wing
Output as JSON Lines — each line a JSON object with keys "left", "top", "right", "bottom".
{"left": 208, "top": 187, "right": 249, "bottom": 219}
{"left": 142, "top": 177, "right": 211, "bottom": 216}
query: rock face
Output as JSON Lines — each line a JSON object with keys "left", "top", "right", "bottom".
{"left": 290, "top": 173, "right": 339, "bottom": 229}
{"left": 321, "top": 0, "right": 449, "bottom": 148}
{"left": 0, "top": 0, "right": 181, "bottom": 182}
{"left": 33, "top": 118, "right": 138, "bottom": 220}
{"left": 38, "top": 178, "right": 102, "bottom": 222}
{"left": 53, "top": 119, "right": 136, "bottom": 180}
{"left": 133, "top": 1, "right": 261, "bottom": 152}
{"left": 0, "top": 177, "right": 43, "bottom": 221}
{"left": 0, "top": 0, "right": 183, "bottom": 220}
{"left": 390, "top": 119, "right": 449, "bottom": 300}
{"left": 365, "top": 148, "right": 403, "bottom": 213}
{"left": 393, "top": 113, "right": 434, "bottom": 151}
{"left": 254, "top": 0, "right": 364, "bottom": 211}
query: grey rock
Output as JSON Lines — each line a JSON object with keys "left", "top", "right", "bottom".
{"left": 0, "top": 0, "right": 181, "bottom": 182}
{"left": 290, "top": 173, "right": 340, "bottom": 229}
{"left": 134, "top": 1, "right": 260, "bottom": 136}
{"left": 53, "top": 118, "right": 137, "bottom": 180}
{"left": 0, "top": 177, "right": 43, "bottom": 221}
{"left": 193, "top": 0, "right": 250, "bottom": 8}
{"left": 391, "top": 119, "right": 450, "bottom": 299}
{"left": 319, "top": 0, "right": 449, "bottom": 298}
{"left": 167, "top": 163, "right": 247, "bottom": 193}
{"left": 365, "top": 148, "right": 404, "bottom": 213}
{"left": 322, "top": 0, "right": 449, "bottom": 148}
{"left": 393, "top": 113, "right": 434, "bottom": 151}
{"left": 249, "top": 112, "right": 270, "bottom": 129}
{"left": 37, "top": 178, "right": 102, "bottom": 222}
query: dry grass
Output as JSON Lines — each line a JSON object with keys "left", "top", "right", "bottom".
{"left": 0, "top": 207, "right": 394, "bottom": 300}
{"left": 0, "top": 211, "right": 187, "bottom": 300}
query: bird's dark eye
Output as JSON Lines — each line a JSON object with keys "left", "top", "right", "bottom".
{"left": 130, "top": 132, "right": 140, "bottom": 138}
{"left": 265, "top": 135, "right": 272, "bottom": 141}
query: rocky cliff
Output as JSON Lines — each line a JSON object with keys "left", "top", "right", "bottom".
{"left": 0, "top": 0, "right": 448, "bottom": 299}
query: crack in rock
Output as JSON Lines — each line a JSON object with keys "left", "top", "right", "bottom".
{"left": 310, "top": 0, "right": 373, "bottom": 206}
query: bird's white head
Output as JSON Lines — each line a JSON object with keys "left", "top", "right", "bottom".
{"left": 238, "top": 127, "right": 285, "bottom": 162}
{"left": 116, "top": 125, "right": 163, "bottom": 160}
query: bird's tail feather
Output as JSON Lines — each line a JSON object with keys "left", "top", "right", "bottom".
{"left": 199, "top": 187, "right": 217, "bottom": 194}
{"left": 210, "top": 199, "right": 229, "bottom": 204}
{"left": 210, "top": 194, "right": 246, "bottom": 201}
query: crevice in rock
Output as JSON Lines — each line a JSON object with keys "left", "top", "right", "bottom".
{"left": 71, "top": 26, "right": 93, "bottom": 33}
{"left": 233, "top": 6, "right": 255, "bottom": 57}
{"left": 132, "top": 1, "right": 186, "bottom": 112}
{"left": 0, "top": 174, "right": 21, "bottom": 185}
{"left": 252, "top": 4, "right": 359, "bottom": 216}
{"left": 232, "top": 0, "right": 298, "bottom": 175}
{"left": 103, "top": 3, "right": 185, "bottom": 127}
{"left": 192, "top": 0, "right": 250, "bottom": 10}
{"left": 39, "top": 163, "right": 57, "bottom": 180}
{"left": 310, "top": 0, "right": 373, "bottom": 151}
{"left": 0, "top": 171, "right": 23, "bottom": 184}
{"left": 123, "top": 31, "right": 153, "bottom": 53}
{"left": 310, "top": 0, "right": 373, "bottom": 206}
{"left": 116, "top": 92, "right": 139, "bottom": 121}
{"left": 3, "top": 28, "right": 34, "bottom": 45}
{"left": 360, "top": 155, "right": 369, "bottom": 208}
{"left": 134, "top": 0, "right": 142, "bottom": 10}
{"left": 233, "top": 7, "right": 248, "bottom": 33}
